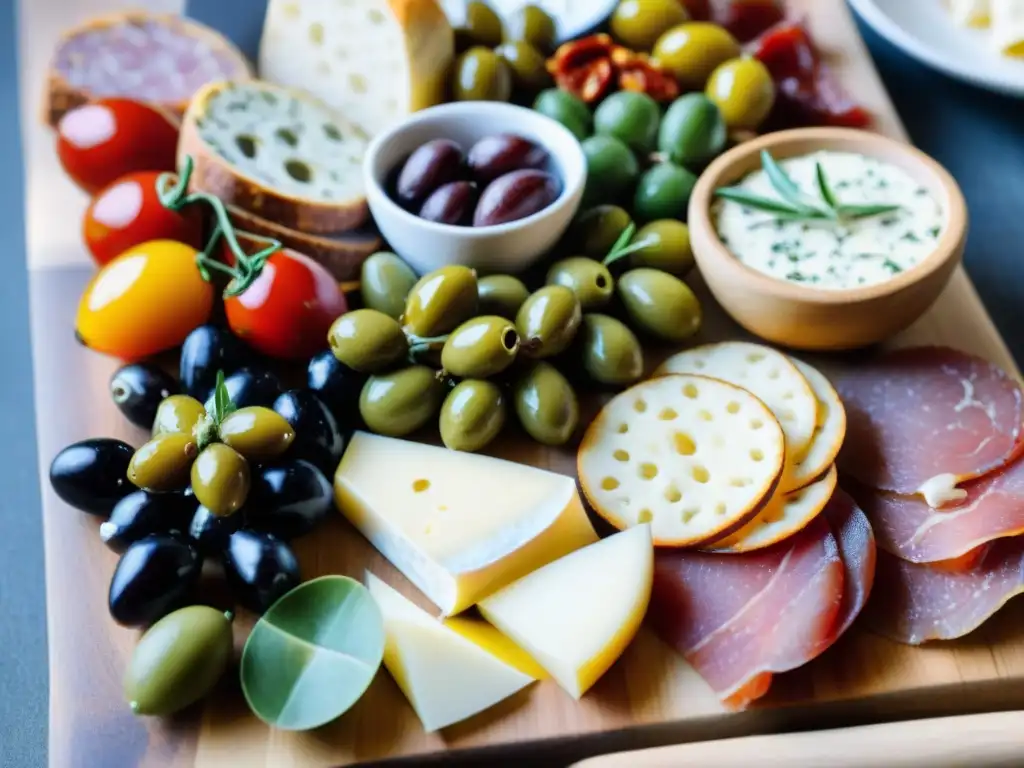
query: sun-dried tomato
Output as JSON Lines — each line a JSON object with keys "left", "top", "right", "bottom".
{"left": 548, "top": 34, "right": 615, "bottom": 76}
{"left": 711, "top": 0, "right": 785, "bottom": 42}
{"left": 553, "top": 58, "right": 616, "bottom": 104}
{"left": 618, "top": 57, "right": 681, "bottom": 102}
{"left": 548, "top": 35, "right": 679, "bottom": 104}
{"left": 750, "top": 21, "right": 817, "bottom": 79}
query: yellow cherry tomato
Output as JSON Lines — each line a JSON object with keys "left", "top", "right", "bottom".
{"left": 76, "top": 239, "right": 214, "bottom": 361}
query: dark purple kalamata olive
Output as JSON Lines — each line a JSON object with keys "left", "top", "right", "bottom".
{"left": 396, "top": 139, "right": 465, "bottom": 208}
{"left": 419, "top": 181, "right": 479, "bottom": 226}
{"left": 108, "top": 533, "right": 201, "bottom": 627}
{"left": 222, "top": 530, "right": 300, "bottom": 614}
{"left": 473, "top": 170, "right": 560, "bottom": 227}
{"left": 100, "top": 488, "right": 199, "bottom": 553}
{"left": 467, "top": 134, "right": 548, "bottom": 186}
{"left": 50, "top": 438, "right": 135, "bottom": 517}
{"left": 110, "top": 363, "right": 179, "bottom": 429}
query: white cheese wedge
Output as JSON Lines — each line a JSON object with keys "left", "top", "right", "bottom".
{"left": 786, "top": 358, "right": 847, "bottom": 492}
{"left": 992, "top": 0, "right": 1024, "bottom": 55}
{"left": 366, "top": 573, "right": 535, "bottom": 732}
{"left": 577, "top": 375, "right": 785, "bottom": 547}
{"left": 477, "top": 525, "right": 654, "bottom": 700}
{"left": 335, "top": 432, "right": 598, "bottom": 616}
{"left": 656, "top": 342, "right": 818, "bottom": 472}
{"left": 258, "top": 0, "right": 454, "bottom": 137}
{"left": 950, "top": 0, "right": 991, "bottom": 26}
{"left": 918, "top": 472, "right": 969, "bottom": 508}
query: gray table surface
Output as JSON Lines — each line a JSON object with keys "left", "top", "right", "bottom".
{"left": 2, "top": 4, "right": 1023, "bottom": 766}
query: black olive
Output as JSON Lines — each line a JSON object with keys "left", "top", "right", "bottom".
{"left": 188, "top": 504, "right": 244, "bottom": 556}
{"left": 49, "top": 438, "right": 135, "bottom": 517}
{"left": 110, "top": 364, "right": 179, "bottom": 429}
{"left": 180, "top": 325, "right": 254, "bottom": 400}
{"left": 222, "top": 530, "right": 299, "bottom": 614}
{"left": 108, "top": 533, "right": 202, "bottom": 627}
{"left": 203, "top": 367, "right": 283, "bottom": 413}
{"left": 272, "top": 390, "right": 346, "bottom": 475}
{"left": 246, "top": 460, "right": 333, "bottom": 540}
{"left": 306, "top": 350, "right": 365, "bottom": 426}
{"left": 100, "top": 489, "right": 199, "bottom": 553}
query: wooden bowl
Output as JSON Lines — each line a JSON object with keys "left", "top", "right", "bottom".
{"left": 687, "top": 127, "right": 968, "bottom": 350}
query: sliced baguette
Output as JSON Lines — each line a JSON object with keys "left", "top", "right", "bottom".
{"left": 45, "top": 11, "right": 252, "bottom": 128}
{"left": 179, "top": 80, "right": 370, "bottom": 235}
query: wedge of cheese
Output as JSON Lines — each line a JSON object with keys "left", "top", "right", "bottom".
{"left": 366, "top": 573, "right": 536, "bottom": 732}
{"left": 258, "top": 0, "right": 454, "bottom": 137}
{"left": 478, "top": 525, "right": 654, "bottom": 700}
{"left": 335, "top": 432, "right": 598, "bottom": 615}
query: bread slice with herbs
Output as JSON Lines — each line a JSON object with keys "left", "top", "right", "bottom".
{"left": 179, "top": 80, "right": 370, "bottom": 235}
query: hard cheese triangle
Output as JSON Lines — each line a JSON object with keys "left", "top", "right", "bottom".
{"left": 335, "top": 432, "right": 598, "bottom": 615}
{"left": 478, "top": 524, "right": 654, "bottom": 700}
{"left": 366, "top": 573, "right": 536, "bottom": 732}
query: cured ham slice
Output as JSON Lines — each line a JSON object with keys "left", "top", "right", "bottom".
{"left": 847, "top": 455, "right": 1024, "bottom": 564}
{"left": 819, "top": 489, "right": 876, "bottom": 650}
{"left": 648, "top": 516, "right": 844, "bottom": 710}
{"left": 833, "top": 347, "right": 1022, "bottom": 496}
{"left": 862, "top": 537, "right": 1024, "bottom": 645}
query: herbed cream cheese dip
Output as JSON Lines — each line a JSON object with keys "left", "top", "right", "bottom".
{"left": 712, "top": 150, "right": 947, "bottom": 290}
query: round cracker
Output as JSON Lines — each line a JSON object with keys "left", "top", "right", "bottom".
{"left": 577, "top": 374, "right": 785, "bottom": 548}
{"left": 786, "top": 358, "right": 847, "bottom": 492}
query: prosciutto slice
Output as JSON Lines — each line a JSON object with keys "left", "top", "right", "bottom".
{"left": 833, "top": 347, "right": 1022, "bottom": 494}
{"left": 863, "top": 537, "right": 1024, "bottom": 644}
{"left": 820, "top": 489, "right": 876, "bottom": 650}
{"left": 648, "top": 516, "right": 844, "bottom": 710}
{"left": 848, "top": 457, "right": 1024, "bottom": 564}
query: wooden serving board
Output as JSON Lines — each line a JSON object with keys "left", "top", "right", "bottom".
{"left": 25, "top": 1, "right": 1024, "bottom": 767}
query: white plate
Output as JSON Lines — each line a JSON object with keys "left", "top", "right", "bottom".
{"left": 849, "top": 0, "right": 1024, "bottom": 97}
{"left": 440, "top": 0, "right": 617, "bottom": 42}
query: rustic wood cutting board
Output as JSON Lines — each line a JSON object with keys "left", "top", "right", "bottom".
{"left": 27, "top": 1, "right": 1024, "bottom": 767}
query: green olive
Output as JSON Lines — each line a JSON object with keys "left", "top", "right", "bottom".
{"left": 191, "top": 443, "right": 250, "bottom": 517}
{"left": 439, "top": 380, "right": 507, "bottom": 452}
{"left": 360, "top": 251, "right": 418, "bottom": 320}
{"left": 633, "top": 162, "right": 698, "bottom": 223}
{"left": 593, "top": 90, "right": 661, "bottom": 155}
{"left": 495, "top": 41, "right": 552, "bottom": 95}
{"left": 513, "top": 362, "right": 579, "bottom": 446}
{"left": 617, "top": 268, "right": 702, "bottom": 341}
{"left": 403, "top": 265, "right": 479, "bottom": 338}
{"left": 504, "top": 4, "right": 557, "bottom": 53}
{"left": 477, "top": 275, "right": 530, "bottom": 318}
{"left": 630, "top": 220, "right": 694, "bottom": 274}
{"left": 359, "top": 365, "right": 446, "bottom": 437}
{"left": 578, "top": 314, "right": 644, "bottom": 385}
{"left": 546, "top": 257, "right": 615, "bottom": 311}
{"left": 705, "top": 57, "right": 776, "bottom": 130}
{"left": 152, "top": 395, "right": 206, "bottom": 437}
{"left": 441, "top": 316, "right": 520, "bottom": 379}
{"left": 456, "top": 1, "right": 504, "bottom": 50}
{"left": 516, "top": 285, "right": 582, "bottom": 359}
{"left": 124, "top": 605, "right": 233, "bottom": 716}
{"left": 652, "top": 22, "right": 741, "bottom": 91}
{"left": 581, "top": 135, "right": 640, "bottom": 208}
{"left": 532, "top": 89, "right": 593, "bottom": 141}
{"left": 218, "top": 406, "right": 296, "bottom": 462}
{"left": 611, "top": 0, "right": 690, "bottom": 51}
{"left": 570, "top": 205, "right": 633, "bottom": 259}
{"left": 128, "top": 432, "right": 197, "bottom": 492}
{"left": 328, "top": 309, "right": 409, "bottom": 373}
{"left": 452, "top": 47, "right": 513, "bottom": 102}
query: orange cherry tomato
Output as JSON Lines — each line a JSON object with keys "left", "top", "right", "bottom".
{"left": 57, "top": 99, "right": 179, "bottom": 195}
{"left": 83, "top": 171, "right": 204, "bottom": 266}
{"left": 76, "top": 240, "right": 214, "bottom": 361}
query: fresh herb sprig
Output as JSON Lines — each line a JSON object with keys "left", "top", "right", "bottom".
{"left": 715, "top": 150, "right": 901, "bottom": 225}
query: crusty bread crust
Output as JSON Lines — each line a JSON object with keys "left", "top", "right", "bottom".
{"left": 227, "top": 205, "right": 382, "bottom": 281}
{"left": 43, "top": 11, "right": 253, "bottom": 128}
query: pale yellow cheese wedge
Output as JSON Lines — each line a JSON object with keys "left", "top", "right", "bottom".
{"left": 445, "top": 616, "right": 548, "bottom": 680}
{"left": 477, "top": 525, "right": 654, "bottom": 700}
{"left": 992, "top": 0, "right": 1024, "bottom": 55}
{"left": 366, "top": 573, "right": 536, "bottom": 732}
{"left": 786, "top": 358, "right": 847, "bottom": 492}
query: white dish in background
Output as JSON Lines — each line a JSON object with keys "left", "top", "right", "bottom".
{"left": 850, "top": 0, "right": 1024, "bottom": 97}
{"left": 440, "top": 0, "right": 617, "bottom": 42}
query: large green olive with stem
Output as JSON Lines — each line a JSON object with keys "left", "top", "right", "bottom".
{"left": 152, "top": 395, "right": 206, "bottom": 437}
{"left": 441, "top": 316, "right": 520, "bottom": 379}
{"left": 328, "top": 309, "right": 409, "bottom": 373}
{"left": 516, "top": 285, "right": 582, "bottom": 359}
{"left": 128, "top": 432, "right": 198, "bottom": 492}
{"left": 546, "top": 257, "right": 615, "bottom": 311}
{"left": 191, "top": 443, "right": 250, "bottom": 517}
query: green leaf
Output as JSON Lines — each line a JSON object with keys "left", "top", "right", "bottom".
{"left": 839, "top": 203, "right": 902, "bottom": 219}
{"left": 760, "top": 150, "right": 831, "bottom": 216}
{"left": 714, "top": 187, "right": 810, "bottom": 217}
{"left": 815, "top": 162, "right": 839, "bottom": 209}
{"left": 240, "top": 576, "right": 385, "bottom": 731}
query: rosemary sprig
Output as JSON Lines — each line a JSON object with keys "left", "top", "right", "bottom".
{"left": 716, "top": 150, "right": 901, "bottom": 225}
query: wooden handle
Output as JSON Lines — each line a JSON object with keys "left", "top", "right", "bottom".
{"left": 571, "top": 711, "right": 1024, "bottom": 768}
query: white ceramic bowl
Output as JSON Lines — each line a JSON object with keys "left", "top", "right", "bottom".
{"left": 363, "top": 102, "right": 587, "bottom": 276}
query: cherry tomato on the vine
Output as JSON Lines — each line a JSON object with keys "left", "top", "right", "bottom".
{"left": 224, "top": 249, "right": 348, "bottom": 361}
{"left": 76, "top": 240, "right": 214, "bottom": 361}
{"left": 83, "top": 171, "right": 204, "bottom": 266}
{"left": 57, "top": 99, "right": 179, "bottom": 195}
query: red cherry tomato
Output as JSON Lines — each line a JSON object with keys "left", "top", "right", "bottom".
{"left": 225, "top": 249, "right": 348, "bottom": 361}
{"left": 83, "top": 171, "right": 204, "bottom": 266}
{"left": 57, "top": 99, "right": 179, "bottom": 194}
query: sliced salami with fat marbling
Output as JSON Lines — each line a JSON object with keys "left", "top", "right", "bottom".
{"left": 834, "top": 347, "right": 1023, "bottom": 496}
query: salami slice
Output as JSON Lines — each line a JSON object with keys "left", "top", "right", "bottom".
{"left": 847, "top": 455, "right": 1024, "bottom": 564}
{"left": 834, "top": 346, "right": 1023, "bottom": 496}
{"left": 818, "top": 489, "right": 876, "bottom": 651}
{"left": 648, "top": 516, "right": 844, "bottom": 710}
{"left": 46, "top": 12, "right": 252, "bottom": 127}
{"left": 862, "top": 537, "right": 1024, "bottom": 645}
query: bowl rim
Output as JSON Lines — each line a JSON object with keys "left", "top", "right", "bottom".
{"left": 687, "top": 126, "right": 968, "bottom": 305}
{"left": 362, "top": 101, "right": 587, "bottom": 238}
